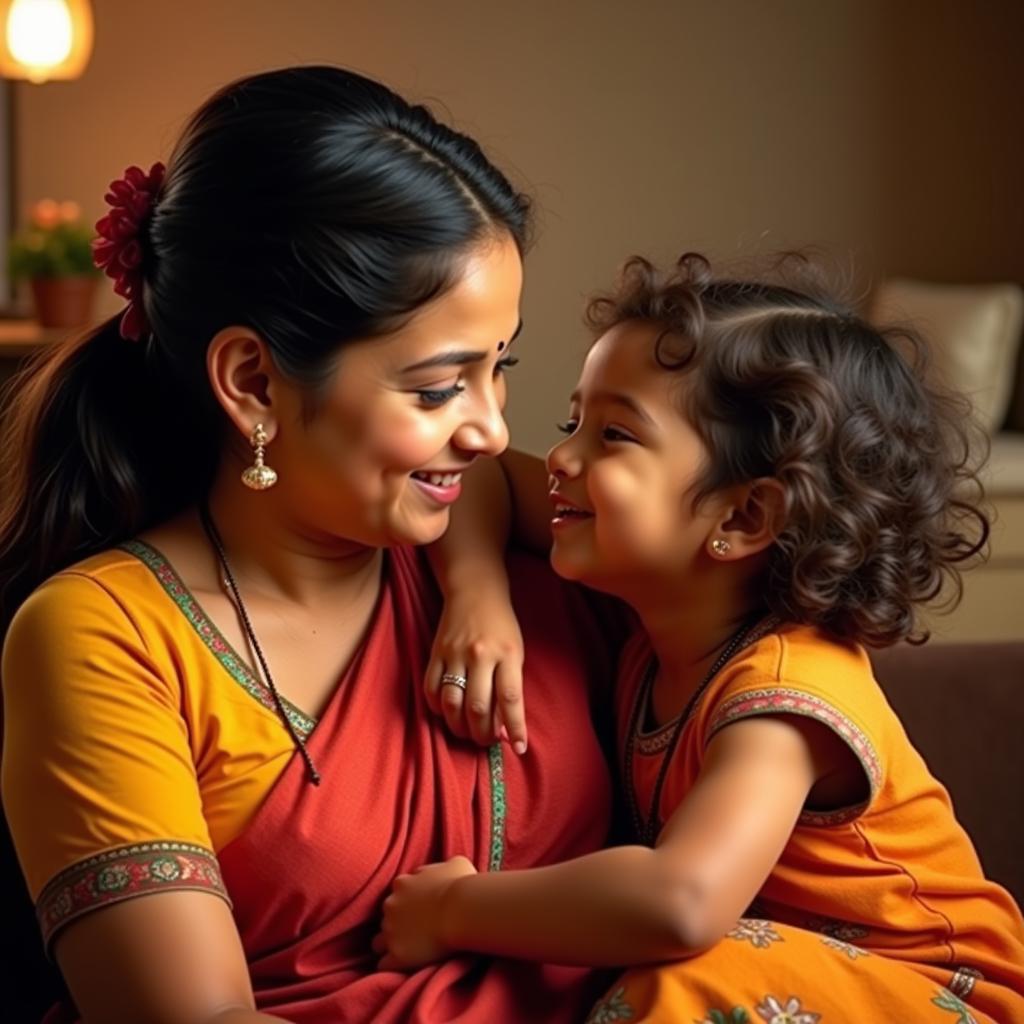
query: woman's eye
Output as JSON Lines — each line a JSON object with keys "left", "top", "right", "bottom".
{"left": 495, "top": 355, "right": 519, "bottom": 375}
{"left": 602, "top": 426, "right": 637, "bottom": 443}
{"left": 416, "top": 383, "right": 466, "bottom": 408}
{"left": 555, "top": 419, "right": 578, "bottom": 435}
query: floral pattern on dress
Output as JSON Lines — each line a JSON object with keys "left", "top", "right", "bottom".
{"left": 821, "top": 935, "right": 869, "bottom": 959}
{"left": 932, "top": 988, "right": 978, "bottom": 1024}
{"left": 727, "top": 918, "right": 784, "bottom": 949}
{"left": 755, "top": 995, "right": 822, "bottom": 1024}
{"left": 587, "top": 986, "right": 635, "bottom": 1022}
{"left": 696, "top": 1008, "right": 751, "bottom": 1024}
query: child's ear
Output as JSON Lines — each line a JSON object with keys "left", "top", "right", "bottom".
{"left": 706, "top": 478, "right": 786, "bottom": 561}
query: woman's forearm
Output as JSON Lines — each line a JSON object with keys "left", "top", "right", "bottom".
{"left": 442, "top": 846, "right": 704, "bottom": 967}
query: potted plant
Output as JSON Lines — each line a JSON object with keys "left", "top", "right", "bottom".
{"left": 9, "top": 199, "right": 100, "bottom": 328}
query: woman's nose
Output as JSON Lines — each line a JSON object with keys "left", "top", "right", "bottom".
{"left": 453, "top": 387, "right": 509, "bottom": 458}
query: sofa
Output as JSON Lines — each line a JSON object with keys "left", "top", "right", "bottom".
{"left": 871, "top": 279, "right": 1024, "bottom": 643}
{"left": 869, "top": 642, "right": 1024, "bottom": 904}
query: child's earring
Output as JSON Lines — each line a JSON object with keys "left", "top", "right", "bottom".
{"left": 241, "top": 423, "right": 278, "bottom": 490}
{"left": 711, "top": 538, "right": 731, "bottom": 557}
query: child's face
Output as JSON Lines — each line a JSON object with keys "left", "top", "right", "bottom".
{"left": 546, "top": 321, "right": 723, "bottom": 597}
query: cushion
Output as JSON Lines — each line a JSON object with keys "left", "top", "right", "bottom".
{"left": 870, "top": 279, "right": 1024, "bottom": 434}
{"left": 984, "top": 431, "right": 1024, "bottom": 497}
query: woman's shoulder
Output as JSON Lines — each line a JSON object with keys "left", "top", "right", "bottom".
{"left": 12, "top": 544, "right": 155, "bottom": 622}
{"left": 2, "top": 538, "right": 194, "bottom": 693}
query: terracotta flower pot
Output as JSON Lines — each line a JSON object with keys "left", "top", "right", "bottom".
{"left": 29, "top": 276, "right": 99, "bottom": 329}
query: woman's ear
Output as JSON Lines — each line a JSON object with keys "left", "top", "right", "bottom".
{"left": 705, "top": 478, "right": 786, "bottom": 561}
{"left": 206, "top": 326, "right": 282, "bottom": 441}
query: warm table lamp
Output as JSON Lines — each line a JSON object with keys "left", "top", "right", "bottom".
{"left": 0, "top": 0, "right": 93, "bottom": 83}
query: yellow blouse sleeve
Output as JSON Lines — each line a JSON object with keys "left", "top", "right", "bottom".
{"left": 1, "top": 570, "right": 228, "bottom": 946}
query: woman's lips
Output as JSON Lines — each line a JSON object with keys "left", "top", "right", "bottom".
{"left": 411, "top": 470, "right": 463, "bottom": 506}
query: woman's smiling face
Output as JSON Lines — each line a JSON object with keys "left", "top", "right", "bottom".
{"left": 273, "top": 233, "right": 524, "bottom": 548}
{"left": 546, "top": 320, "right": 723, "bottom": 596}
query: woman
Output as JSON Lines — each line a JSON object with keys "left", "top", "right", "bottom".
{"left": 0, "top": 67, "right": 620, "bottom": 1023}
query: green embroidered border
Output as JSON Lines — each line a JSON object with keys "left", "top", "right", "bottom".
{"left": 121, "top": 539, "right": 316, "bottom": 738}
{"left": 488, "top": 743, "right": 507, "bottom": 872}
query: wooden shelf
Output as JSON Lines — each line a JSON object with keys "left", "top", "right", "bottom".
{"left": 0, "top": 320, "right": 74, "bottom": 358}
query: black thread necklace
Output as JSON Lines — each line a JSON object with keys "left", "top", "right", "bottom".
{"left": 623, "top": 612, "right": 777, "bottom": 846}
{"left": 199, "top": 503, "right": 321, "bottom": 786}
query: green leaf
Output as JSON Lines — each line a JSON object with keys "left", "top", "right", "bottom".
{"left": 9, "top": 219, "right": 99, "bottom": 279}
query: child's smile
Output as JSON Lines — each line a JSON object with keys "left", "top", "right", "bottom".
{"left": 545, "top": 320, "right": 724, "bottom": 597}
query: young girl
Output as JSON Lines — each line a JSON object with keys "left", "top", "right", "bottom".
{"left": 378, "top": 254, "right": 1024, "bottom": 1023}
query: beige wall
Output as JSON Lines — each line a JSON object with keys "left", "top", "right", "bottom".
{"left": 15, "top": 0, "right": 1024, "bottom": 453}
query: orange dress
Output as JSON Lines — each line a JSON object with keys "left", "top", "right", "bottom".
{"left": 586, "top": 624, "right": 1024, "bottom": 1024}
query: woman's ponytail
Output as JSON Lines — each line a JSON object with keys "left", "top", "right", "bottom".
{"left": 0, "top": 316, "right": 215, "bottom": 634}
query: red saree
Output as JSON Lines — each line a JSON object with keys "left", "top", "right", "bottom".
{"left": 217, "top": 547, "right": 619, "bottom": 1022}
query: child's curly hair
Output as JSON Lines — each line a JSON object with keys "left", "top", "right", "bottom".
{"left": 585, "top": 253, "right": 990, "bottom": 647}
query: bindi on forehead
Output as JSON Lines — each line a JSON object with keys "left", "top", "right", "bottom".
{"left": 497, "top": 320, "right": 524, "bottom": 353}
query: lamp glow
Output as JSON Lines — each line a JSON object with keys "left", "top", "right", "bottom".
{"left": 8, "top": 0, "right": 74, "bottom": 75}
{"left": 0, "top": 0, "right": 93, "bottom": 82}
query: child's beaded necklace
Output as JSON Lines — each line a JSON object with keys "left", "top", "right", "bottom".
{"left": 623, "top": 612, "right": 779, "bottom": 846}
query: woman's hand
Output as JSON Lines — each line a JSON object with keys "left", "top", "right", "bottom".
{"left": 374, "top": 856, "right": 478, "bottom": 970}
{"left": 424, "top": 585, "right": 528, "bottom": 753}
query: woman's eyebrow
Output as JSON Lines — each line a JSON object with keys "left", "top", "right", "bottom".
{"left": 401, "top": 349, "right": 490, "bottom": 372}
{"left": 401, "top": 320, "right": 523, "bottom": 372}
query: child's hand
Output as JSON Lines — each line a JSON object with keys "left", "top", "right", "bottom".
{"left": 374, "top": 856, "right": 477, "bottom": 971}
{"left": 424, "top": 587, "right": 528, "bottom": 754}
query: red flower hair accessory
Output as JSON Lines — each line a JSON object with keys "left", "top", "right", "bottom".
{"left": 92, "top": 162, "right": 165, "bottom": 341}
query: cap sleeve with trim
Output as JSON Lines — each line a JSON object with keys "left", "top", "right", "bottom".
{"left": 1, "top": 570, "right": 229, "bottom": 947}
{"left": 697, "top": 627, "right": 885, "bottom": 827}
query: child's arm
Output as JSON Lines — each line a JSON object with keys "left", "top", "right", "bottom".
{"left": 423, "top": 451, "right": 552, "bottom": 750}
{"left": 497, "top": 448, "right": 554, "bottom": 555}
{"left": 377, "top": 713, "right": 839, "bottom": 968}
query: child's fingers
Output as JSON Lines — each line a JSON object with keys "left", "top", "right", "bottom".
{"left": 439, "top": 663, "right": 470, "bottom": 739}
{"left": 465, "top": 661, "right": 499, "bottom": 746}
{"left": 495, "top": 659, "right": 527, "bottom": 755}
